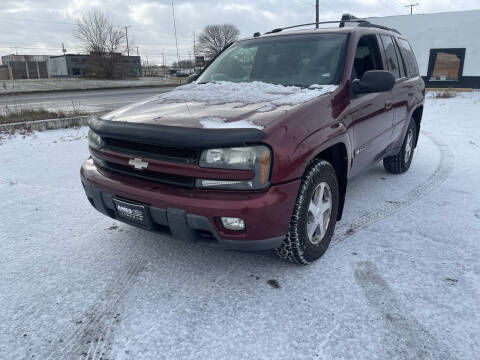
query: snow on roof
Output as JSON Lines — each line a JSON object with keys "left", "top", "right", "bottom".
{"left": 158, "top": 81, "right": 337, "bottom": 110}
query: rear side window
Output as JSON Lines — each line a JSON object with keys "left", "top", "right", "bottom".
{"left": 380, "top": 35, "right": 401, "bottom": 79}
{"left": 397, "top": 38, "right": 420, "bottom": 77}
{"left": 393, "top": 39, "right": 406, "bottom": 78}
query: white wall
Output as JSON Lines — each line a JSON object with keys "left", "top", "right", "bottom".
{"left": 47, "top": 57, "right": 68, "bottom": 77}
{"left": 369, "top": 10, "right": 480, "bottom": 76}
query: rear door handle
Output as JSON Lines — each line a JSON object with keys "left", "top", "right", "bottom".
{"left": 385, "top": 101, "right": 392, "bottom": 110}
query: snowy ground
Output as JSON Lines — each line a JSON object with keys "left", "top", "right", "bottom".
{"left": 1, "top": 92, "right": 479, "bottom": 359}
{"left": 0, "top": 77, "right": 185, "bottom": 95}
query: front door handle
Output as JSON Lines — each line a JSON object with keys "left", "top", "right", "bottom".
{"left": 385, "top": 101, "right": 392, "bottom": 110}
{"left": 408, "top": 91, "right": 414, "bottom": 97}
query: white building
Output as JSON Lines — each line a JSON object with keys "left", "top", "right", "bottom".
{"left": 369, "top": 10, "right": 480, "bottom": 88}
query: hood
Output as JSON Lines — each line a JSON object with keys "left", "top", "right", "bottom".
{"left": 101, "top": 81, "right": 338, "bottom": 132}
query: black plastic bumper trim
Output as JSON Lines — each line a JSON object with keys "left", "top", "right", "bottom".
{"left": 82, "top": 180, "right": 284, "bottom": 252}
{"left": 89, "top": 116, "right": 266, "bottom": 148}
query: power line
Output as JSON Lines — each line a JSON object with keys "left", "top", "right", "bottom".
{"left": 377, "top": 0, "right": 403, "bottom": 15}
{"left": 0, "top": 17, "right": 75, "bottom": 25}
{"left": 392, "top": 0, "right": 407, "bottom": 7}
{"left": 294, "top": 0, "right": 340, "bottom": 13}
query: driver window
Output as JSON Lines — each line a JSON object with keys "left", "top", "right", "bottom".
{"left": 352, "top": 35, "right": 383, "bottom": 80}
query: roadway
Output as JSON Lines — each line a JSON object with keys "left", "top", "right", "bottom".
{"left": 0, "top": 87, "right": 174, "bottom": 114}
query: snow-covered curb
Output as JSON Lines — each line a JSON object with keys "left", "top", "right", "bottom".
{"left": 0, "top": 116, "right": 89, "bottom": 132}
{"left": 0, "top": 77, "right": 186, "bottom": 96}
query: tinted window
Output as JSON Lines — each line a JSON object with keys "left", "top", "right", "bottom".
{"left": 397, "top": 38, "right": 420, "bottom": 77}
{"left": 198, "top": 34, "right": 348, "bottom": 87}
{"left": 351, "top": 35, "right": 383, "bottom": 80}
{"left": 380, "top": 35, "right": 401, "bottom": 79}
{"left": 393, "top": 39, "right": 406, "bottom": 78}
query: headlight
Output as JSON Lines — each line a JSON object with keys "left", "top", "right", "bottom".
{"left": 198, "top": 145, "right": 271, "bottom": 190}
{"left": 88, "top": 129, "right": 103, "bottom": 149}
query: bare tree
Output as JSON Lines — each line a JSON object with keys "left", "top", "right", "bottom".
{"left": 198, "top": 24, "right": 240, "bottom": 59}
{"left": 75, "top": 9, "right": 126, "bottom": 78}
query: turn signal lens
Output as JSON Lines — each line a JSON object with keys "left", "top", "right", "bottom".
{"left": 259, "top": 148, "right": 271, "bottom": 185}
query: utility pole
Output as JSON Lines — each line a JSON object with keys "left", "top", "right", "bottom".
{"left": 162, "top": 52, "right": 166, "bottom": 77}
{"left": 62, "top": 43, "right": 67, "bottom": 55}
{"left": 405, "top": 3, "right": 419, "bottom": 15}
{"left": 171, "top": 2, "right": 180, "bottom": 66}
{"left": 193, "top": 31, "right": 196, "bottom": 58}
{"left": 316, "top": 0, "right": 319, "bottom": 28}
{"left": 125, "top": 26, "right": 130, "bottom": 56}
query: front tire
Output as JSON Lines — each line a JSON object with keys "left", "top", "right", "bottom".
{"left": 276, "top": 159, "right": 339, "bottom": 264}
{"left": 383, "top": 118, "right": 418, "bottom": 174}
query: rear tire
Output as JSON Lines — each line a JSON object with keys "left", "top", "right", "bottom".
{"left": 276, "top": 159, "right": 339, "bottom": 264}
{"left": 383, "top": 118, "right": 417, "bottom": 174}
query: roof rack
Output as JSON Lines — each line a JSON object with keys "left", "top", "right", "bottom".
{"left": 260, "top": 14, "right": 400, "bottom": 36}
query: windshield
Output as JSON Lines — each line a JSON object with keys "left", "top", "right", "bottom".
{"left": 197, "top": 33, "right": 348, "bottom": 87}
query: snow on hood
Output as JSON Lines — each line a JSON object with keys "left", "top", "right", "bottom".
{"left": 101, "top": 81, "right": 338, "bottom": 131}
{"left": 158, "top": 81, "right": 337, "bottom": 112}
{"left": 199, "top": 117, "right": 264, "bottom": 130}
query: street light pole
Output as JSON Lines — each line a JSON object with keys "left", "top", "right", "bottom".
{"left": 125, "top": 26, "right": 130, "bottom": 56}
{"left": 172, "top": 2, "right": 180, "bottom": 66}
{"left": 316, "top": 0, "right": 319, "bottom": 28}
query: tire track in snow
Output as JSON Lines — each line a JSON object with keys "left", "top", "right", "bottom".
{"left": 354, "top": 261, "right": 456, "bottom": 360}
{"left": 46, "top": 132, "right": 452, "bottom": 358}
{"left": 47, "top": 258, "right": 147, "bottom": 360}
{"left": 332, "top": 131, "right": 454, "bottom": 246}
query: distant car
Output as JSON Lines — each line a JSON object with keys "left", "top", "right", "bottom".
{"left": 81, "top": 15, "right": 424, "bottom": 264}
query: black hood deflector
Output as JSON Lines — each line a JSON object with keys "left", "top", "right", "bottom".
{"left": 89, "top": 117, "right": 266, "bottom": 148}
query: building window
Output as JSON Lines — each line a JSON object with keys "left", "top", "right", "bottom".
{"left": 427, "top": 48, "right": 466, "bottom": 82}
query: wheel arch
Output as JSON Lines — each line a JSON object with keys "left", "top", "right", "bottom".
{"left": 311, "top": 142, "right": 348, "bottom": 221}
{"left": 411, "top": 105, "right": 423, "bottom": 147}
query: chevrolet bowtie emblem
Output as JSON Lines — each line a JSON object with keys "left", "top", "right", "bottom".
{"left": 128, "top": 158, "right": 149, "bottom": 170}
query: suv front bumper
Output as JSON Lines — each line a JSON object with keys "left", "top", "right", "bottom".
{"left": 80, "top": 159, "right": 300, "bottom": 251}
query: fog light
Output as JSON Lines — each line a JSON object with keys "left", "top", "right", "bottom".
{"left": 221, "top": 217, "right": 245, "bottom": 231}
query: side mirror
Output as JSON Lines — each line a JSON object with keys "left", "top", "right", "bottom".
{"left": 352, "top": 70, "right": 395, "bottom": 95}
{"left": 187, "top": 74, "right": 199, "bottom": 84}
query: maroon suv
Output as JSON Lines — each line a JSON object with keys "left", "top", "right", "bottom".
{"left": 81, "top": 16, "right": 424, "bottom": 264}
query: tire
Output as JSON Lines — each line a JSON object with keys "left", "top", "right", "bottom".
{"left": 276, "top": 159, "right": 339, "bottom": 264}
{"left": 383, "top": 118, "right": 418, "bottom": 174}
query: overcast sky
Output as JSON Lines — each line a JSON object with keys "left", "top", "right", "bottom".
{"left": 0, "top": 0, "right": 478, "bottom": 65}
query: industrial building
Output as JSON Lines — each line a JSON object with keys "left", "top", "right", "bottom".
{"left": 48, "top": 54, "right": 90, "bottom": 77}
{"left": 1, "top": 54, "right": 49, "bottom": 80}
{"left": 0, "top": 53, "right": 141, "bottom": 80}
{"left": 370, "top": 10, "right": 480, "bottom": 88}
{"left": 48, "top": 54, "right": 141, "bottom": 78}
